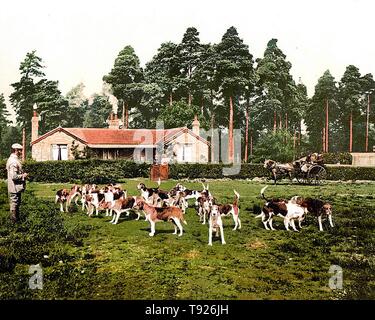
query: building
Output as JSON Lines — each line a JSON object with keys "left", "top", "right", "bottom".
{"left": 30, "top": 111, "right": 209, "bottom": 163}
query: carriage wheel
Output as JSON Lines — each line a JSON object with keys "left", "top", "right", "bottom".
{"left": 307, "top": 165, "right": 327, "bottom": 185}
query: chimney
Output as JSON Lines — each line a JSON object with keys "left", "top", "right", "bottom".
{"left": 192, "top": 115, "right": 200, "bottom": 136}
{"left": 109, "top": 113, "right": 120, "bottom": 129}
{"left": 31, "top": 104, "right": 39, "bottom": 142}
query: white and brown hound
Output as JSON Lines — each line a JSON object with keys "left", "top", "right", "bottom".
{"left": 208, "top": 205, "right": 226, "bottom": 246}
{"left": 135, "top": 199, "right": 187, "bottom": 237}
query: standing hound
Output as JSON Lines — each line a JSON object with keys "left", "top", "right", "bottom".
{"left": 208, "top": 204, "right": 226, "bottom": 246}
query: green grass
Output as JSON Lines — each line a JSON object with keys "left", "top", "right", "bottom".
{"left": 2, "top": 179, "right": 375, "bottom": 299}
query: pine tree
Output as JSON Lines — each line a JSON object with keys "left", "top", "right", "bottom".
{"left": 10, "top": 51, "right": 45, "bottom": 133}
{"left": 144, "top": 42, "right": 180, "bottom": 106}
{"left": 215, "top": 26, "right": 254, "bottom": 162}
{"left": 177, "top": 27, "right": 203, "bottom": 105}
{"left": 0, "top": 94, "right": 12, "bottom": 159}
{"left": 255, "top": 39, "right": 296, "bottom": 133}
{"left": 338, "top": 65, "right": 363, "bottom": 152}
{"left": 10, "top": 51, "right": 68, "bottom": 146}
{"left": 103, "top": 46, "right": 144, "bottom": 128}
{"left": 64, "top": 83, "right": 87, "bottom": 127}
{"left": 305, "top": 70, "right": 338, "bottom": 152}
{"left": 83, "top": 94, "right": 112, "bottom": 128}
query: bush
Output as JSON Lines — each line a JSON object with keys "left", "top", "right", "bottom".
{"left": 1, "top": 159, "right": 375, "bottom": 182}
{"left": 326, "top": 166, "right": 375, "bottom": 181}
{"left": 0, "top": 184, "right": 91, "bottom": 271}
{"left": 323, "top": 152, "right": 352, "bottom": 164}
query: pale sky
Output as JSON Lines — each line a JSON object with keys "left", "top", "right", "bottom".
{"left": 1, "top": 0, "right": 374, "bottom": 123}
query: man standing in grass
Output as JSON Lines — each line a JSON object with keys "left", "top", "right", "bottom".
{"left": 6, "top": 143, "right": 28, "bottom": 223}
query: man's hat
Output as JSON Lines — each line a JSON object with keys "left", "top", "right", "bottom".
{"left": 11, "top": 143, "right": 23, "bottom": 149}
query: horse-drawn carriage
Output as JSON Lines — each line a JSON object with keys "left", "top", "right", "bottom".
{"left": 264, "top": 153, "right": 327, "bottom": 185}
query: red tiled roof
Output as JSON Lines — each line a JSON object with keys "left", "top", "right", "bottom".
{"left": 31, "top": 127, "right": 210, "bottom": 146}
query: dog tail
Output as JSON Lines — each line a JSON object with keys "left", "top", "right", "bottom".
{"left": 201, "top": 182, "right": 206, "bottom": 191}
{"left": 260, "top": 186, "right": 268, "bottom": 200}
{"left": 233, "top": 189, "right": 240, "bottom": 206}
{"left": 234, "top": 189, "right": 240, "bottom": 199}
{"left": 255, "top": 213, "right": 263, "bottom": 219}
{"left": 181, "top": 214, "right": 188, "bottom": 225}
{"left": 157, "top": 177, "right": 161, "bottom": 187}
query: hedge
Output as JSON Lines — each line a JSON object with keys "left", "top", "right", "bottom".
{"left": 1, "top": 160, "right": 375, "bottom": 183}
{"left": 322, "top": 152, "right": 352, "bottom": 165}
{"left": 0, "top": 160, "right": 150, "bottom": 183}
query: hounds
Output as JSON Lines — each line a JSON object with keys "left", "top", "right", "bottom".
{"left": 296, "top": 197, "right": 333, "bottom": 231}
{"left": 256, "top": 186, "right": 333, "bottom": 232}
{"left": 214, "top": 190, "right": 241, "bottom": 231}
{"left": 135, "top": 199, "right": 187, "bottom": 237}
{"left": 255, "top": 186, "right": 287, "bottom": 230}
{"left": 55, "top": 189, "right": 70, "bottom": 212}
{"left": 208, "top": 205, "right": 226, "bottom": 246}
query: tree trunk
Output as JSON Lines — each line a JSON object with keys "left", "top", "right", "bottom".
{"left": 201, "top": 96, "right": 204, "bottom": 115}
{"left": 279, "top": 114, "right": 282, "bottom": 130}
{"left": 250, "top": 129, "right": 253, "bottom": 159}
{"left": 322, "top": 127, "right": 326, "bottom": 153}
{"left": 125, "top": 103, "right": 129, "bottom": 129}
{"left": 122, "top": 102, "right": 125, "bottom": 129}
{"left": 22, "top": 128, "right": 26, "bottom": 162}
{"left": 273, "top": 111, "right": 277, "bottom": 133}
{"left": 285, "top": 113, "right": 288, "bottom": 131}
{"left": 245, "top": 106, "right": 249, "bottom": 163}
{"left": 228, "top": 96, "right": 234, "bottom": 163}
{"left": 218, "top": 127, "right": 222, "bottom": 163}
{"left": 349, "top": 111, "right": 353, "bottom": 152}
{"left": 211, "top": 113, "right": 215, "bottom": 163}
{"left": 169, "top": 92, "right": 173, "bottom": 106}
{"left": 188, "top": 93, "right": 192, "bottom": 106}
{"left": 366, "top": 94, "right": 370, "bottom": 152}
{"left": 325, "top": 99, "right": 329, "bottom": 153}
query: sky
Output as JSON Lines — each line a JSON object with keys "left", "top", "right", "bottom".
{"left": 1, "top": 0, "right": 374, "bottom": 123}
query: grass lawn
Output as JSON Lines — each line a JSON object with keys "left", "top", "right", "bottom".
{"left": 14, "top": 178, "right": 374, "bottom": 300}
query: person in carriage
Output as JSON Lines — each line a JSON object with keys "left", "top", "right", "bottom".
{"left": 293, "top": 152, "right": 324, "bottom": 174}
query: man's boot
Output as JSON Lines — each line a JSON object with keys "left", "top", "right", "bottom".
{"left": 10, "top": 210, "right": 17, "bottom": 223}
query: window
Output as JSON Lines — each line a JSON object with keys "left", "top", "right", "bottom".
{"left": 52, "top": 144, "right": 68, "bottom": 160}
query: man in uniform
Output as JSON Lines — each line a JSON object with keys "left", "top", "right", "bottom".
{"left": 6, "top": 143, "right": 28, "bottom": 223}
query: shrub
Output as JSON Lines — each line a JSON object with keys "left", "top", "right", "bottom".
{"left": 1, "top": 159, "right": 375, "bottom": 182}
{"left": 323, "top": 152, "right": 352, "bottom": 164}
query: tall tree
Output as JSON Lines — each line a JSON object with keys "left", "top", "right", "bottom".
{"left": 360, "top": 73, "right": 375, "bottom": 151}
{"left": 176, "top": 27, "right": 203, "bottom": 105}
{"left": 133, "top": 83, "right": 164, "bottom": 128}
{"left": 157, "top": 101, "right": 208, "bottom": 129}
{"left": 0, "top": 94, "right": 12, "bottom": 159}
{"left": 305, "top": 70, "right": 338, "bottom": 152}
{"left": 33, "top": 79, "right": 68, "bottom": 133}
{"left": 103, "top": 46, "right": 144, "bottom": 128}
{"left": 10, "top": 51, "right": 45, "bottom": 133}
{"left": 83, "top": 94, "right": 112, "bottom": 128}
{"left": 0, "top": 93, "right": 11, "bottom": 128}
{"left": 144, "top": 42, "right": 180, "bottom": 106}
{"left": 63, "top": 83, "right": 87, "bottom": 127}
{"left": 215, "top": 26, "right": 254, "bottom": 162}
{"left": 255, "top": 39, "right": 296, "bottom": 133}
{"left": 338, "top": 65, "right": 363, "bottom": 152}
{"left": 10, "top": 51, "right": 67, "bottom": 138}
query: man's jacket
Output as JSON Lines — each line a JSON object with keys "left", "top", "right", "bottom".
{"left": 6, "top": 154, "right": 26, "bottom": 193}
